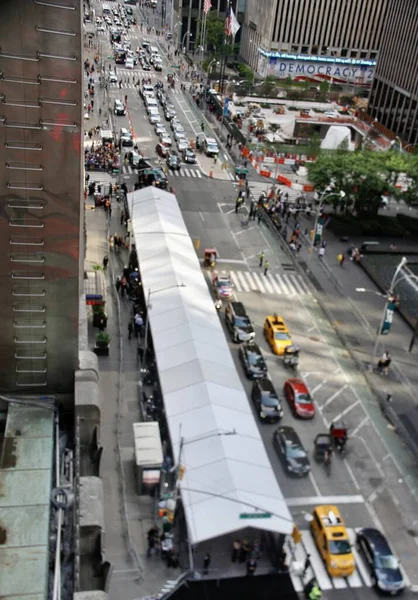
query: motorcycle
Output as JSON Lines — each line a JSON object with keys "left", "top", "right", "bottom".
{"left": 283, "top": 344, "right": 300, "bottom": 370}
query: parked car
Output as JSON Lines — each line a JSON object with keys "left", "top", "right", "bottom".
{"left": 160, "top": 135, "right": 172, "bottom": 147}
{"left": 356, "top": 528, "right": 405, "bottom": 594}
{"left": 239, "top": 343, "right": 268, "bottom": 380}
{"left": 225, "top": 301, "right": 255, "bottom": 343}
{"left": 273, "top": 425, "right": 310, "bottom": 475}
{"left": 120, "top": 127, "right": 133, "bottom": 146}
{"left": 252, "top": 378, "right": 283, "bottom": 423}
{"left": 284, "top": 378, "right": 315, "bottom": 419}
{"left": 166, "top": 151, "right": 181, "bottom": 170}
{"left": 177, "top": 138, "right": 189, "bottom": 153}
{"left": 154, "top": 123, "right": 167, "bottom": 136}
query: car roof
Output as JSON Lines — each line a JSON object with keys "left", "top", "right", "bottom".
{"left": 286, "top": 378, "right": 307, "bottom": 391}
{"left": 276, "top": 425, "right": 300, "bottom": 442}
{"left": 230, "top": 301, "right": 247, "bottom": 316}
{"left": 245, "top": 342, "right": 261, "bottom": 353}
{"left": 257, "top": 377, "right": 276, "bottom": 394}
{"left": 313, "top": 505, "right": 349, "bottom": 538}
{"left": 359, "top": 528, "right": 391, "bottom": 552}
{"left": 266, "top": 314, "right": 288, "bottom": 330}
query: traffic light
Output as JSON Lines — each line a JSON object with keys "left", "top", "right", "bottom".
{"left": 292, "top": 525, "right": 302, "bottom": 544}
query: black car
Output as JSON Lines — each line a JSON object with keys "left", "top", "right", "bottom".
{"left": 225, "top": 301, "right": 255, "bottom": 343}
{"left": 142, "top": 61, "right": 151, "bottom": 71}
{"left": 239, "top": 342, "right": 268, "bottom": 379}
{"left": 273, "top": 426, "right": 310, "bottom": 476}
{"left": 166, "top": 151, "right": 181, "bottom": 170}
{"left": 164, "top": 109, "right": 176, "bottom": 121}
{"left": 356, "top": 528, "right": 405, "bottom": 594}
{"left": 182, "top": 148, "right": 197, "bottom": 164}
{"left": 251, "top": 378, "right": 283, "bottom": 423}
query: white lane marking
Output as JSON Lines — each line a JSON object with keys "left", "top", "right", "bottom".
{"left": 230, "top": 271, "right": 241, "bottom": 292}
{"left": 349, "top": 530, "right": 373, "bottom": 587}
{"left": 244, "top": 271, "right": 258, "bottom": 292}
{"left": 278, "top": 274, "right": 290, "bottom": 295}
{"left": 332, "top": 577, "right": 348, "bottom": 589}
{"left": 236, "top": 271, "right": 250, "bottom": 292}
{"left": 251, "top": 272, "right": 266, "bottom": 293}
{"left": 331, "top": 399, "right": 360, "bottom": 423}
{"left": 308, "top": 472, "right": 321, "bottom": 496}
{"left": 350, "top": 415, "right": 369, "bottom": 437}
{"left": 319, "top": 384, "right": 349, "bottom": 412}
{"left": 199, "top": 211, "right": 205, "bottom": 222}
{"left": 268, "top": 273, "right": 283, "bottom": 294}
{"left": 282, "top": 274, "right": 298, "bottom": 296}
{"left": 288, "top": 273, "right": 305, "bottom": 295}
{"left": 262, "top": 273, "right": 274, "bottom": 294}
{"left": 311, "top": 367, "right": 342, "bottom": 394}
{"left": 301, "top": 531, "right": 334, "bottom": 591}
{"left": 286, "top": 495, "right": 365, "bottom": 507}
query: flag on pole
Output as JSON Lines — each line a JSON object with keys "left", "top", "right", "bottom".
{"left": 203, "top": 0, "right": 212, "bottom": 14}
{"left": 225, "top": 5, "right": 240, "bottom": 37}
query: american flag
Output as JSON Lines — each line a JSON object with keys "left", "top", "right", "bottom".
{"left": 225, "top": 5, "right": 232, "bottom": 36}
{"left": 203, "top": 0, "right": 212, "bottom": 15}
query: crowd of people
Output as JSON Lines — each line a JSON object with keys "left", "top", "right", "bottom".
{"left": 85, "top": 142, "right": 119, "bottom": 172}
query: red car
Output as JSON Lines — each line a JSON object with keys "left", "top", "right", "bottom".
{"left": 284, "top": 378, "right": 315, "bottom": 419}
{"left": 156, "top": 143, "right": 169, "bottom": 158}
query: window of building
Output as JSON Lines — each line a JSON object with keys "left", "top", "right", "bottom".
{"left": 360, "top": 51, "right": 367, "bottom": 59}
{"left": 291, "top": 44, "right": 299, "bottom": 53}
{"left": 350, "top": 50, "right": 358, "bottom": 58}
{"left": 311, "top": 45, "right": 318, "bottom": 55}
{"left": 321, "top": 45, "right": 328, "bottom": 55}
{"left": 370, "top": 51, "right": 377, "bottom": 60}
{"left": 301, "top": 45, "right": 309, "bottom": 54}
{"left": 341, "top": 48, "right": 348, "bottom": 57}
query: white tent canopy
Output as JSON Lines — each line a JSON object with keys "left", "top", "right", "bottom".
{"left": 128, "top": 187, "right": 293, "bottom": 545}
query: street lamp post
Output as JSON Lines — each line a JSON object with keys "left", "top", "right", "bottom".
{"left": 181, "top": 31, "right": 192, "bottom": 52}
{"left": 140, "top": 283, "right": 186, "bottom": 380}
{"left": 356, "top": 256, "right": 407, "bottom": 367}
{"left": 309, "top": 189, "right": 346, "bottom": 262}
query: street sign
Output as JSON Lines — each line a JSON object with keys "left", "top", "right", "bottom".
{"left": 381, "top": 300, "right": 397, "bottom": 334}
{"left": 239, "top": 512, "right": 271, "bottom": 520}
{"left": 314, "top": 215, "right": 325, "bottom": 246}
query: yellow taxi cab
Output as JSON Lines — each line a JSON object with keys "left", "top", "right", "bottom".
{"left": 310, "top": 505, "right": 355, "bottom": 578}
{"left": 263, "top": 314, "right": 292, "bottom": 355}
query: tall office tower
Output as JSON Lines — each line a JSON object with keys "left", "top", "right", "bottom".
{"left": 368, "top": 0, "right": 418, "bottom": 143}
{"left": 0, "top": 0, "right": 83, "bottom": 394}
{"left": 241, "top": 0, "right": 389, "bottom": 84}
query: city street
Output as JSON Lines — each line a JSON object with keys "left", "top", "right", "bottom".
{"left": 86, "top": 2, "right": 418, "bottom": 599}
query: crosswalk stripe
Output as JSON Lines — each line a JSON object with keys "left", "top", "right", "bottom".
{"left": 236, "top": 271, "right": 250, "bottom": 292}
{"left": 261, "top": 273, "right": 274, "bottom": 293}
{"left": 230, "top": 271, "right": 241, "bottom": 291}
{"left": 276, "top": 274, "right": 290, "bottom": 295}
{"left": 301, "top": 531, "right": 334, "bottom": 590}
{"left": 288, "top": 273, "right": 305, "bottom": 295}
{"left": 268, "top": 274, "right": 283, "bottom": 294}
{"left": 251, "top": 272, "right": 266, "bottom": 293}
{"left": 282, "top": 273, "right": 297, "bottom": 296}
{"left": 245, "top": 271, "right": 258, "bottom": 292}
{"left": 349, "top": 530, "right": 373, "bottom": 587}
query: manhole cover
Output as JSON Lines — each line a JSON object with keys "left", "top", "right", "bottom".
{"left": 369, "top": 477, "right": 383, "bottom": 489}
{"left": 282, "top": 264, "right": 295, "bottom": 271}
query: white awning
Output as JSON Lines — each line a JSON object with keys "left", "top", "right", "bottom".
{"left": 128, "top": 187, "right": 293, "bottom": 545}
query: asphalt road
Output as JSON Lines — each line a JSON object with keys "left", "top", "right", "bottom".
{"left": 95, "top": 4, "right": 418, "bottom": 599}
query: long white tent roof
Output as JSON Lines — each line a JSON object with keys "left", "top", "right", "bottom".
{"left": 128, "top": 187, "right": 293, "bottom": 545}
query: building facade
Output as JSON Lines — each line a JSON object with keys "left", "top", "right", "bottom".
{"left": 241, "top": 0, "right": 389, "bottom": 82}
{"left": 0, "top": 0, "right": 83, "bottom": 393}
{"left": 367, "top": 0, "right": 418, "bottom": 144}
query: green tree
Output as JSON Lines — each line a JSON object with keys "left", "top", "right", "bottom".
{"left": 307, "top": 151, "right": 418, "bottom": 216}
{"left": 196, "top": 13, "right": 225, "bottom": 51}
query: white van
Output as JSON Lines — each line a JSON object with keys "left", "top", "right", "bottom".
{"left": 150, "top": 45, "right": 159, "bottom": 55}
{"left": 125, "top": 57, "right": 134, "bottom": 69}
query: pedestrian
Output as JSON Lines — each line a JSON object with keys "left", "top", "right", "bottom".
{"left": 109, "top": 183, "right": 112, "bottom": 198}
{"left": 338, "top": 252, "right": 345, "bottom": 266}
{"left": 120, "top": 211, "right": 125, "bottom": 226}
{"left": 115, "top": 277, "right": 121, "bottom": 294}
{"left": 259, "top": 251, "right": 265, "bottom": 267}
{"left": 213, "top": 153, "right": 218, "bottom": 164}
{"left": 98, "top": 314, "right": 106, "bottom": 332}
{"left": 91, "top": 99, "right": 94, "bottom": 110}
{"left": 264, "top": 260, "right": 270, "bottom": 276}
{"left": 203, "top": 553, "right": 211, "bottom": 575}
{"left": 134, "top": 312, "right": 144, "bottom": 338}
{"left": 318, "top": 246, "right": 325, "bottom": 258}
{"left": 146, "top": 525, "right": 159, "bottom": 558}
{"left": 235, "top": 197, "right": 242, "bottom": 214}
{"left": 128, "top": 321, "right": 133, "bottom": 339}
{"left": 102, "top": 255, "right": 108, "bottom": 270}
{"left": 231, "top": 539, "right": 240, "bottom": 562}
{"left": 257, "top": 210, "right": 262, "bottom": 224}
{"left": 303, "top": 554, "right": 311, "bottom": 577}
{"left": 246, "top": 557, "right": 257, "bottom": 576}
{"left": 108, "top": 203, "right": 112, "bottom": 218}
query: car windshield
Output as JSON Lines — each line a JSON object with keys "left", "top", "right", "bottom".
{"left": 375, "top": 555, "right": 399, "bottom": 570}
{"left": 247, "top": 350, "right": 264, "bottom": 367}
{"left": 329, "top": 540, "right": 351, "bottom": 555}
{"left": 296, "top": 393, "right": 311, "bottom": 404}
{"left": 275, "top": 332, "right": 290, "bottom": 340}
{"left": 235, "top": 316, "right": 250, "bottom": 327}
{"left": 261, "top": 394, "right": 278, "bottom": 408}
{"left": 286, "top": 443, "right": 306, "bottom": 458}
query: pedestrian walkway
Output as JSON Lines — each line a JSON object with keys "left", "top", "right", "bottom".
{"left": 167, "top": 167, "right": 202, "bottom": 178}
{"left": 289, "top": 528, "right": 373, "bottom": 593}
{"left": 230, "top": 270, "right": 311, "bottom": 296}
